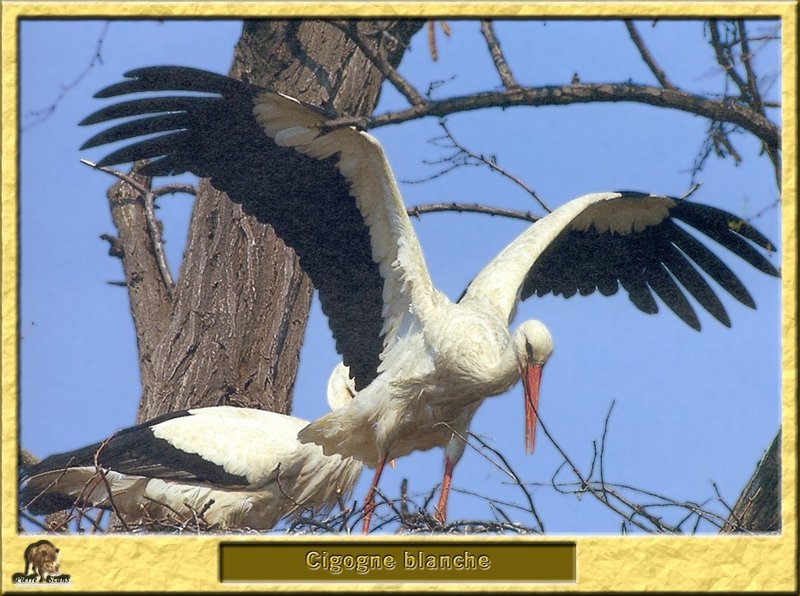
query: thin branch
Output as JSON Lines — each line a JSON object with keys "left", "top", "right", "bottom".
{"left": 480, "top": 20, "right": 519, "bottom": 89}
{"left": 330, "top": 21, "right": 425, "bottom": 107}
{"left": 624, "top": 20, "right": 674, "bottom": 89}
{"left": 467, "top": 432, "right": 545, "bottom": 533}
{"left": 434, "top": 120, "right": 551, "bottom": 213}
{"left": 599, "top": 400, "right": 615, "bottom": 491}
{"left": 20, "top": 457, "right": 76, "bottom": 513}
{"left": 708, "top": 20, "right": 751, "bottom": 102}
{"left": 736, "top": 20, "right": 764, "bottom": 114}
{"left": 680, "top": 182, "right": 703, "bottom": 199}
{"left": 153, "top": 183, "right": 197, "bottom": 198}
{"left": 93, "top": 437, "right": 132, "bottom": 533}
{"left": 406, "top": 202, "right": 539, "bottom": 223}
{"left": 426, "top": 21, "right": 451, "bottom": 62}
{"left": 82, "top": 160, "right": 174, "bottom": 294}
{"left": 20, "top": 510, "right": 52, "bottom": 532}
{"left": 746, "top": 198, "right": 780, "bottom": 223}
{"left": 23, "top": 22, "right": 110, "bottom": 130}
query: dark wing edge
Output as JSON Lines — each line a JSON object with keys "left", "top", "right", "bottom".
{"left": 522, "top": 193, "right": 779, "bottom": 330}
{"left": 21, "top": 410, "right": 248, "bottom": 491}
{"left": 80, "top": 66, "right": 385, "bottom": 390}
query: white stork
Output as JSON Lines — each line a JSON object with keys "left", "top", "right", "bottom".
{"left": 20, "top": 372, "right": 363, "bottom": 531}
{"left": 80, "top": 66, "right": 779, "bottom": 532}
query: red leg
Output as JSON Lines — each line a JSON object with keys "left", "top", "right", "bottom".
{"left": 361, "top": 456, "right": 387, "bottom": 534}
{"left": 434, "top": 455, "right": 456, "bottom": 524}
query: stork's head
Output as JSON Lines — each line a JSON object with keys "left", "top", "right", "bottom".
{"left": 514, "top": 320, "right": 553, "bottom": 454}
{"left": 326, "top": 362, "right": 357, "bottom": 411}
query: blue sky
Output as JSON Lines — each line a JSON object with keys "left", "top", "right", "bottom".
{"left": 18, "top": 19, "right": 781, "bottom": 533}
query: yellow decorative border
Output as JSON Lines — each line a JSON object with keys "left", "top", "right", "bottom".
{"left": 1, "top": 2, "right": 796, "bottom": 592}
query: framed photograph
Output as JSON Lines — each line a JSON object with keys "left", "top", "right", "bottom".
{"left": 2, "top": 2, "right": 795, "bottom": 592}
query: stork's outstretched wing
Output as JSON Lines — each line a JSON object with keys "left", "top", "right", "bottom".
{"left": 462, "top": 191, "right": 779, "bottom": 329}
{"left": 81, "top": 66, "right": 439, "bottom": 390}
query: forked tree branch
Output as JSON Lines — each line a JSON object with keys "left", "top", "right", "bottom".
{"left": 330, "top": 20, "right": 425, "bottom": 107}
{"left": 624, "top": 20, "right": 674, "bottom": 89}
{"left": 480, "top": 20, "right": 519, "bottom": 89}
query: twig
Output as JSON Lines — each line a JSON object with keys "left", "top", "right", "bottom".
{"left": 736, "top": 20, "right": 764, "bottom": 114}
{"left": 19, "top": 510, "right": 51, "bottom": 532}
{"left": 23, "top": 22, "right": 110, "bottom": 130}
{"left": 746, "top": 198, "right": 780, "bottom": 223}
{"left": 330, "top": 21, "right": 425, "bottom": 107}
{"left": 21, "top": 457, "right": 76, "bottom": 513}
{"left": 93, "top": 437, "right": 132, "bottom": 532}
{"left": 624, "top": 20, "right": 674, "bottom": 89}
{"left": 406, "top": 202, "right": 539, "bottom": 223}
{"left": 680, "top": 182, "right": 703, "bottom": 200}
{"left": 427, "top": 21, "right": 451, "bottom": 62}
{"left": 480, "top": 20, "right": 519, "bottom": 89}
{"left": 709, "top": 20, "right": 751, "bottom": 102}
{"left": 466, "top": 432, "right": 545, "bottom": 533}
{"left": 153, "top": 184, "right": 197, "bottom": 198}
{"left": 599, "top": 400, "right": 615, "bottom": 492}
{"left": 81, "top": 160, "right": 174, "bottom": 295}
{"left": 430, "top": 120, "right": 551, "bottom": 213}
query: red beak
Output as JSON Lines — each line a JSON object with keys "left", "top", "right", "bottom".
{"left": 522, "top": 363, "right": 543, "bottom": 454}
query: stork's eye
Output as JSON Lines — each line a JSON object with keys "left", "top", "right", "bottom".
{"left": 525, "top": 341, "right": 534, "bottom": 360}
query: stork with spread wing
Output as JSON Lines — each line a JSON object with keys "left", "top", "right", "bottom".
{"left": 81, "top": 66, "right": 779, "bottom": 532}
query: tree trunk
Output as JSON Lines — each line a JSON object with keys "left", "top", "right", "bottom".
{"left": 721, "top": 429, "right": 781, "bottom": 533}
{"left": 105, "top": 20, "right": 423, "bottom": 422}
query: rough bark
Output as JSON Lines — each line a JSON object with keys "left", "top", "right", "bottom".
{"left": 721, "top": 429, "right": 781, "bottom": 533}
{"left": 104, "top": 20, "right": 423, "bottom": 422}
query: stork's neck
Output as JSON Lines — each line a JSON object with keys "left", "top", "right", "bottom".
{"left": 483, "top": 331, "right": 526, "bottom": 396}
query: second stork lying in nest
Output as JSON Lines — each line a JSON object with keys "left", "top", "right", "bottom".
{"left": 20, "top": 363, "right": 362, "bottom": 531}
{"left": 80, "top": 66, "right": 780, "bottom": 532}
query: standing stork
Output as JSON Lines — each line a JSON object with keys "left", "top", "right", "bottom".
{"left": 20, "top": 366, "right": 362, "bottom": 531}
{"left": 81, "top": 66, "right": 779, "bottom": 532}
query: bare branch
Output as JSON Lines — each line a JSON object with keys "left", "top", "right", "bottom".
{"left": 426, "top": 21, "right": 451, "bottom": 62}
{"left": 153, "top": 184, "right": 197, "bottom": 198}
{"left": 599, "top": 400, "right": 615, "bottom": 491}
{"left": 20, "top": 457, "right": 76, "bottom": 513}
{"left": 480, "top": 20, "right": 519, "bottom": 89}
{"left": 680, "top": 182, "right": 703, "bottom": 199}
{"left": 467, "top": 432, "right": 545, "bottom": 533}
{"left": 23, "top": 22, "right": 110, "bottom": 130}
{"left": 82, "top": 160, "right": 174, "bottom": 294}
{"left": 93, "top": 438, "right": 132, "bottom": 532}
{"left": 624, "top": 20, "right": 674, "bottom": 89}
{"left": 329, "top": 21, "right": 425, "bottom": 107}
{"left": 433, "top": 119, "right": 551, "bottom": 213}
{"left": 326, "top": 82, "right": 780, "bottom": 153}
{"left": 708, "top": 20, "right": 751, "bottom": 102}
{"left": 407, "top": 202, "right": 539, "bottom": 223}
{"left": 736, "top": 20, "right": 764, "bottom": 113}
{"left": 20, "top": 510, "right": 52, "bottom": 533}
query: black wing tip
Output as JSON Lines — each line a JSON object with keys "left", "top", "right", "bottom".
{"left": 78, "top": 113, "right": 100, "bottom": 127}
{"left": 686, "top": 317, "right": 702, "bottom": 332}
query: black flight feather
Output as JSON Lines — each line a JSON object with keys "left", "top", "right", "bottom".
{"left": 521, "top": 192, "right": 777, "bottom": 329}
{"left": 81, "top": 66, "right": 384, "bottom": 390}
